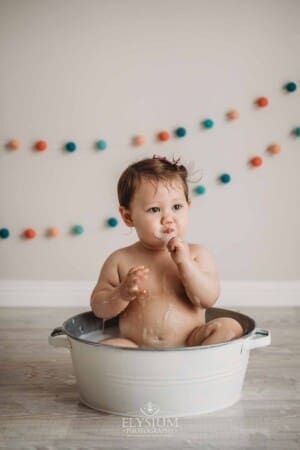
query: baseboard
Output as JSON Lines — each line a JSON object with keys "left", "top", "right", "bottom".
{"left": 0, "top": 280, "right": 299, "bottom": 307}
{"left": 0, "top": 281, "right": 94, "bottom": 307}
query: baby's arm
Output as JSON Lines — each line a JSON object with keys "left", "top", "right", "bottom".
{"left": 90, "top": 251, "right": 149, "bottom": 319}
{"left": 90, "top": 251, "right": 129, "bottom": 319}
{"left": 168, "top": 239, "right": 220, "bottom": 309}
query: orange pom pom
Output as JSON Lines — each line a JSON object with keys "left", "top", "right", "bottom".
{"left": 250, "top": 156, "right": 263, "bottom": 167}
{"left": 35, "top": 140, "right": 47, "bottom": 151}
{"left": 268, "top": 143, "right": 281, "bottom": 154}
{"left": 256, "top": 97, "right": 269, "bottom": 107}
{"left": 227, "top": 110, "right": 239, "bottom": 120}
{"left": 158, "top": 131, "right": 170, "bottom": 141}
{"left": 48, "top": 227, "right": 59, "bottom": 237}
{"left": 24, "top": 228, "right": 37, "bottom": 239}
{"left": 8, "top": 139, "right": 20, "bottom": 150}
{"left": 133, "top": 135, "right": 145, "bottom": 146}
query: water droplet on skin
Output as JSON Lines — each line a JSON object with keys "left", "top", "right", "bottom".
{"left": 142, "top": 327, "right": 148, "bottom": 341}
{"left": 163, "top": 306, "right": 172, "bottom": 322}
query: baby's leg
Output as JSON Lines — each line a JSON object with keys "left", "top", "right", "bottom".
{"left": 100, "top": 337, "right": 139, "bottom": 348}
{"left": 186, "top": 318, "right": 244, "bottom": 347}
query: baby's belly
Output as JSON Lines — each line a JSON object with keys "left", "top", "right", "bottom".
{"left": 119, "top": 294, "right": 205, "bottom": 348}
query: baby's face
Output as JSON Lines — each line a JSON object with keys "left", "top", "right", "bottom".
{"left": 126, "top": 177, "right": 190, "bottom": 250}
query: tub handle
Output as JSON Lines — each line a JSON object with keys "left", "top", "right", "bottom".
{"left": 48, "top": 326, "right": 71, "bottom": 349}
{"left": 243, "top": 328, "right": 271, "bottom": 351}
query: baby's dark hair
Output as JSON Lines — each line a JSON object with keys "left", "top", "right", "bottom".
{"left": 117, "top": 155, "right": 189, "bottom": 208}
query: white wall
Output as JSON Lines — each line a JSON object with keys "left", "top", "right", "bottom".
{"left": 0, "top": 0, "right": 299, "bottom": 283}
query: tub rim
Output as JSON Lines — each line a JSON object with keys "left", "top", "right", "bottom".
{"left": 53, "top": 307, "right": 258, "bottom": 352}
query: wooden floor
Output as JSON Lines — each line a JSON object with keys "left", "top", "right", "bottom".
{"left": 0, "top": 307, "right": 299, "bottom": 450}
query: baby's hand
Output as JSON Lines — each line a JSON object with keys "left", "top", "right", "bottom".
{"left": 167, "top": 237, "right": 191, "bottom": 265}
{"left": 120, "top": 266, "right": 150, "bottom": 302}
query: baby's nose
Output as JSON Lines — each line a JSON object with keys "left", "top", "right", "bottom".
{"left": 161, "top": 215, "right": 174, "bottom": 225}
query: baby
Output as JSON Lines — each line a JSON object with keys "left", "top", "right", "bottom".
{"left": 90, "top": 155, "right": 243, "bottom": 348}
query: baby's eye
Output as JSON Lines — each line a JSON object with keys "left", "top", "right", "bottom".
{"left": 173, "top": 204, "right": 183, "bottom": 210}
{"left": 147, "top": 207, "right": 160, "bottom": 213}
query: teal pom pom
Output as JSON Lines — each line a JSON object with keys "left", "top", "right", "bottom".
{"left": 66, "top": 142, "right": 77, "bottom": 152}
{"left": 0, "top": 228, "right": 10, "bottom": 239}
{"left": 285, "top": 82, "right": 297, "bottom": 92}
{"left": 97, "top": 140, "right": 107, "bottom": 150}
{"left": 220, "top": 173, "right": 231, "bottom": 183}
{"left": 73, "top": 225, "right": 84, "bottom": 234}
{"left": 107, "top": 217, "right": 118, "bottom": 227}
{"left": 202, "top": 119, "right": 214, "bottom": 129}
{"left": 194, "top": 185, "right": 206, "bottom": 195}
{"left": 294, "top": 127, "right": 300, "bottom": 137}
{"left": 175, "top": 127, "right": 187, "bottom": 137}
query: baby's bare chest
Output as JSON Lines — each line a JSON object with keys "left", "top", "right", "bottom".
{"left": 118, "top": 251, "right": 204, "bottom": 346}
{"left": 120, "top": 256, "right": 184, "bottom": 296}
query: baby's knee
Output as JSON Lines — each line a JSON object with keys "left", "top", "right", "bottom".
{"left": 215, "top": 318, "right": 244, "bottom": 340}
{"left": 186, "top": 318, "right": 244, "bottom": 347}
{"left": 185, "top": 323, "right": 217, "bottom": 346}
{"left": 100, "top": 337, "right": 139, "bottom": 348}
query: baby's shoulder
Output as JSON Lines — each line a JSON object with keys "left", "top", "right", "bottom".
{"left": 188, "top": 242, "right": 206, "bottom": 253}
{"left": 188, "top": 242, "right": 214, "bottom": 259}
{"left": 105, "top": 243, "right": 137, "bottom": 264}
{"left": 105, "top": 246, "right": 126, "bottom": 260}
{"left": 188, "top": 242, "right": 217, "bottom": 271}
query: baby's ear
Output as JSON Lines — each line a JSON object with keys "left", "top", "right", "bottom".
{"left": 119, "top": 206, "right": 134, "bottom": 227}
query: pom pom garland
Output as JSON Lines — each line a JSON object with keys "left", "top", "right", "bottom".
{"left": 2, "top": 79, "right": 298, "bottom": 244}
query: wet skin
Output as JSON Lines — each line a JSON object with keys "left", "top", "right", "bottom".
{"left": 91, "top": 178, "right": 243, "bottom": 348}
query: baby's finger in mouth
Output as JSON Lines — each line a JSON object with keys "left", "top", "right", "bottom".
{"left": 168, "top": 243, "right": 175, "bottom": 252}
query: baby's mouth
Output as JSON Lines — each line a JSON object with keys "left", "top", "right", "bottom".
{"left": 155, "top": 229, "right": 176, "bottom": 242}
